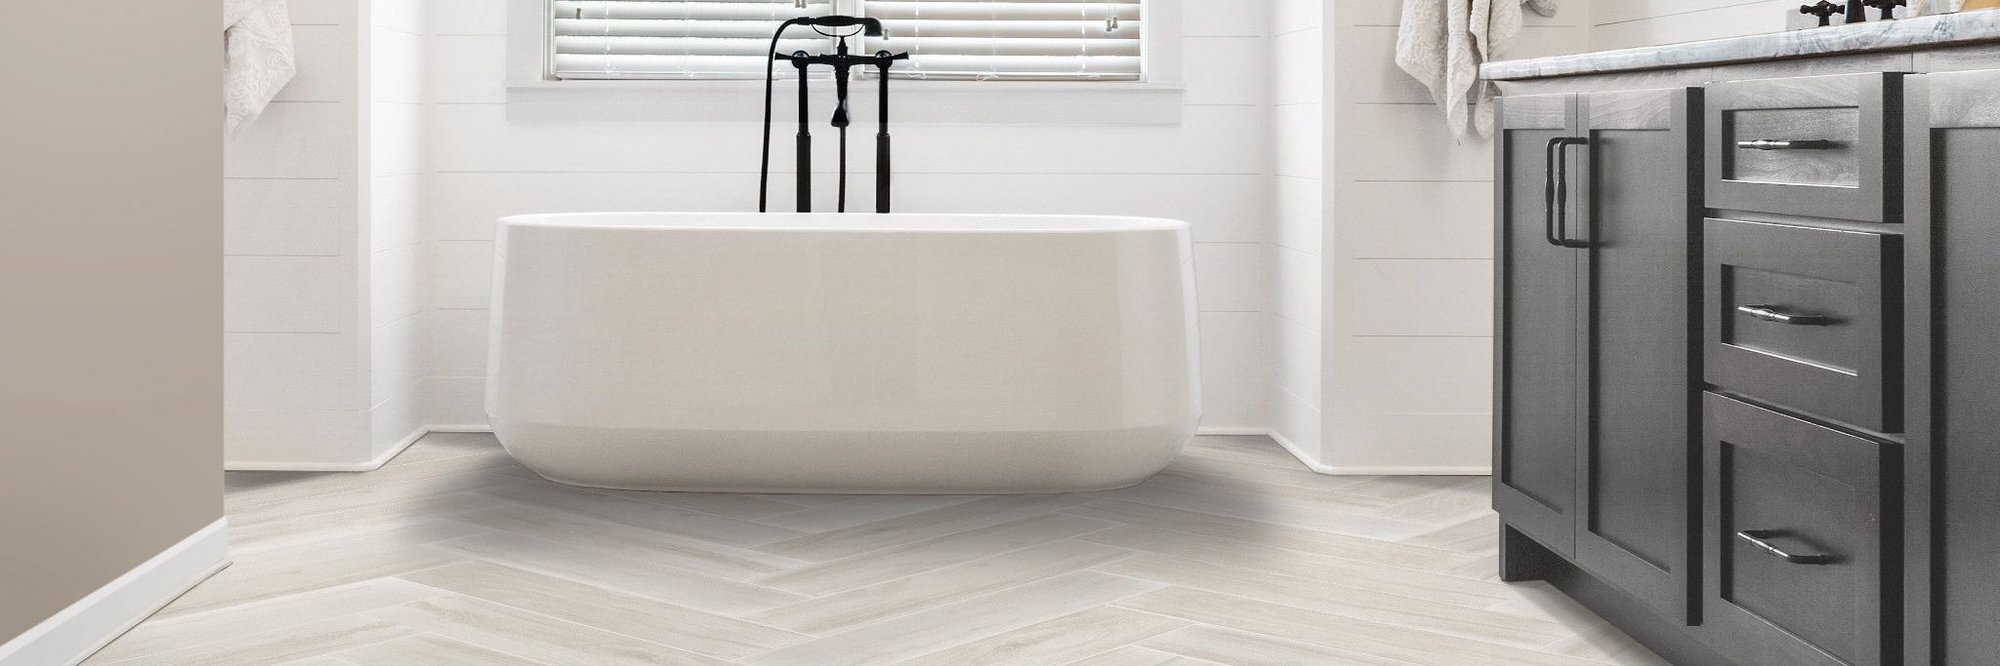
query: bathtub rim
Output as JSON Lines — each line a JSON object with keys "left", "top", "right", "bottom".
{"left": 496, "top": 211, "right": 1192, "bottom": 234}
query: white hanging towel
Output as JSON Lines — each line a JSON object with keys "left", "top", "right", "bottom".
{"left": 1395, "top": 0, "right": 1558, "bottom": 140}
{"left": 223, "top": 0, "right": 297, "bottom": 135}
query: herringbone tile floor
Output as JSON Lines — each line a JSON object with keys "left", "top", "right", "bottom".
{"left": 85, "top": 434, "right": 1669, "bottom": 665}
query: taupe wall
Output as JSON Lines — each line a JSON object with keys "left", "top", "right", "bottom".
{"left": 0, "top": 2, "right": 223, "bottom": 641}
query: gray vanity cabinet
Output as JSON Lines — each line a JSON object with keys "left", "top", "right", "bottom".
{"left": 1488, "top": 25, "right": 2000, "bottom": 666}
{"left": 1494, "top": 88, "right": 1703, "bottom": 622}
{"left": 1905, "top": 67, "right": 2000, "bottom": 666}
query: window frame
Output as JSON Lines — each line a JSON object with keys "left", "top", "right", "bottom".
{"left": 530, "top": 0, "right": 1161, "bottom": 84}
{"left": 504, "top": 0, "right": 1183, "bottom": 123}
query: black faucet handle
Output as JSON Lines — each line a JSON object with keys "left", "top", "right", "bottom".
{"left": 1863, "top": 0, "right": 1907, "bottom": 19}
{"left": 1801, "top": 1, "right": 1841, "bottom": 26}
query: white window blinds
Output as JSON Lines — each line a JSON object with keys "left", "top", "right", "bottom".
{"left": 862, "top": 1, "right": 1142, "bottom": 81}
{"left": 549, "top": 0, "right": 1144, "bottom": 81}
{"left": 551, "top": 0, "right": 836, "bottom": 80}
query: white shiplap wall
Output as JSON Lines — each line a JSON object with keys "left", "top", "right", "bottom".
{"left": 1590, "top": 0, "right": 1792, "bottom": 49}
{"left": 223, "top": 0, "right": 428, "bottom": 468}
{"left": 1303, "top": 0, "right": 1589, "bottom": 473}
{"left": 367, "top": 0, "right": 429, "bottom": 459}
{"left": 420, "top": 1, "right": 1279, "bottom": 433}
{"left": 1268, "top": 0, "right": 1323, "bottom": 462}
{"left": 225, "top": 0, "right": 369, "bottom": 466}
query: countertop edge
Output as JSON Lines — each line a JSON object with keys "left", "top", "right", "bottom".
{"left": 1482, "top": 10, "right": 2000, "bottom": 81}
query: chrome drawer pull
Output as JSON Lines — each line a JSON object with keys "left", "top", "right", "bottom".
{"left": 1737, "top": 304, "right": 1833, "bottom": 326}
{"left": 1737, "top": 530, "right": 1836, "bottom": 565}
{"left": 1737, "top": 139, "right": 1838, "bottom": 150}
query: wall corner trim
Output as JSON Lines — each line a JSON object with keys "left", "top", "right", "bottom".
{"left": 0, "top": 518, "right": 229, "bottom": 666}
{"left": 1260, "top": 428, "right": 1338, "bottom": 475}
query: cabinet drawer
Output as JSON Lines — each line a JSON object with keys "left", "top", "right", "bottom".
{"left": 1705, "top": 218, "right": 1900, "bottom": 431}
{"left": 1705, "top": 73, "right": 1900, "bottom": 222}
{"left": 1703, "top": 393, "right": 1897, "bottom": 666}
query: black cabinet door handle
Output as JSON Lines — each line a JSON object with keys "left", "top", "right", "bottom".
{"left": 1736, "top": 304, "right": 1834, "bottom": 326}
{"left": 1737, "top": 139, "right": 1838, "bottom": 150}
{"left": 1543, "top": 137, "right": 1590, "bottom": 248}
{"left": 1543, "top": 137, "right": 1562, "bottom": 247}
{"left": 1736, "top": 530, "right": 1836, "bottom": 565}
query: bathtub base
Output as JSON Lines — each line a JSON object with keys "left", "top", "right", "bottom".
{"left": 494, "top": 420, "right": 1192, "bottom": 494}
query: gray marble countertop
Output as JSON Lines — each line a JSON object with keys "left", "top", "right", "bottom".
{"left": 1483, "top": 10, "right": 2000, "bottom": 80}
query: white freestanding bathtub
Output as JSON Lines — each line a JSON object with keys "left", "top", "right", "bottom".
{"left": 486, "top": 212, "right": 1200, "bottom": 494}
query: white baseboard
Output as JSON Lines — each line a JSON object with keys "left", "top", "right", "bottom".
{"left": 423, "top": 424, "right": 493, "bottom": 433}
{"left": 1194, "top": 427, "right": 1269, "bottom": 437}
{"left": 0, "top": 519, "right": 229, "bottom": 666}
{"left": 1209, "top": 427, "right": 1492, "bottom": 477}
{"left": 1260, "top": 428, "right": 1338, "bottom": 474}
{"left": 1324, "top": 465, "right": 1493, "bottom": 476}
{"left": 223, "top": 427, "right": 426, "bottom": 472}
{"left": 224, "top": 425, "right": 1491, "bottom": 477}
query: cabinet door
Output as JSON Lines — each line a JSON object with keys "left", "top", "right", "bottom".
{"left": 1575, "top": 88, "right": 1703, "bottom": 622}
{"left": 1907, "top": 68, "right": 2000, "bottom": 666}
{"left": 1494, "top": 93, "right": 1581, "bottom": 557}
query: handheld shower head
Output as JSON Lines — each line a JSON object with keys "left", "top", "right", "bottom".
{"left": 784, "top": 15, "right": 884, "bottom": 37}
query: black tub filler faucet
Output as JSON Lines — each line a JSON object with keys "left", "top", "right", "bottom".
{"left": 755, "top": 16, "right": 910, "bottom": 215}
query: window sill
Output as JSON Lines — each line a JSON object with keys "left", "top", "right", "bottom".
{"left": 502, "top": 79, "right": 1186, "bottom": 125}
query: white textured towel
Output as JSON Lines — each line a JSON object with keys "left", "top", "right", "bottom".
{"left": 224, "top": 0, "right": 297, "bottom": 135}
{"left": 1395, "top": 0, "right": 1558, "bottom": 140}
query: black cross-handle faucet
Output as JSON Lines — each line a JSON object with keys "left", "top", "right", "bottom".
{"left": 1801, "top": 1, "right": 1840, "bottom": 26}
{"left": 1864, "top": 0, "right": 1907, "bottom": 20}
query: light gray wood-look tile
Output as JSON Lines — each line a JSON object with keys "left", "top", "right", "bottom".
{"left": 754, "top": 493, "right": 1097, "bottom": 562}
{"left": 607, "top": 491, "right": 813, "bottom": 521}
{"left": 368, "top": 595, "right": 730, "bottom": 666}
{"left": 454, "top": 500, "right": 809, "bottom": 581}
{"left": 756, "top": 513, "right": 1115, "bottom": 596}
{"left": 153, "top": 538, "right": 464, "bottom": 620}
{"left": 1486, "top": 580, "right": 1615, "bottom": 633}
{"left": 431, "top": 532, "right": 806, "bottom": 616}
{"left": 741, "top": 571, "right": 1163, "bottom": 666}
{"left": 1543, "top": 622, "right": 1674, "bottom": 665}
{"left": 1344, "top": 475, "right": 1487, "bottom": 504}
{"left": 1064, "top": 645, "right": 1225, "bottom": 666}
{"left": 1402, "top": 512, "right": 1503, "bottom": 555}
{"left": 1098, "top": 475, "right": 1437, "bottom": 540}
{"left": 97, "top": 614, "right": 413, "bottom": 666}
{"left": 476, "top": 479, "right": 806, "bottom": 547}
{"left": 228, "top": 491, "right": 501, "bottom": 555}
{"left": 327, "top": 632, "right": 547, "bottom": 665}
{"left": 1142, "top": 625, "right": 1399, "bottom": 666}
{"left": 893, "top": 606, "right": 1189, "bottom": 666}
{"left": 1118, "top": 587, "right": 1608, "bottom": 666}
{"left": 749, "top": 539, "right": 1133, "bottom": 635}
{"left": 1081, "top": 525, "right": 1516, "bottom": 608}
{"left": 397, "top": 561, "right": 805, "bottom": 660}
{"left": 1095, "top": 554, "right": 1575, "bottom": 648}
{"left": 1066, "top": 500, "right": 1482, "bottom": 572}
{"left": 97, "top": 434, "right": 1654, "bottom": 666}
{"left": 749, "top": 495, "right": 989, "bottom": 533}
{"left": 1368, "top": 479, "right": 1494, "bottom": 525}
{"left": 87, "top": 579, "right": 442, "bottom": 664}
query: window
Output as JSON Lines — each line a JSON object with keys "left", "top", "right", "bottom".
{"left": 549, "top": 0, "right": 1144, "bottom": 82}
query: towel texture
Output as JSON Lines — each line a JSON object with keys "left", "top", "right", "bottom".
{"left": 1395, "top": 0, "right": 1558, "bottom": 140}
{"left": 224, "top": 0, "right": 297, "bottom": 135}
